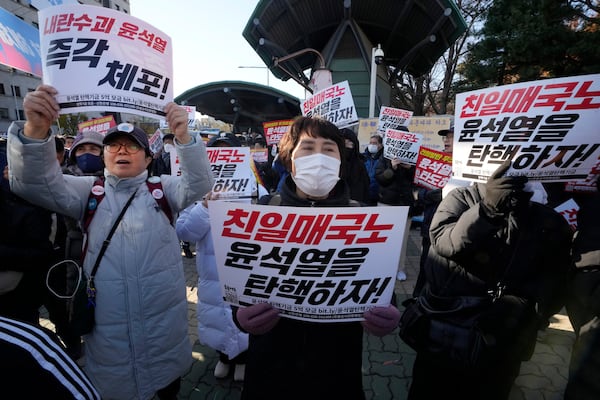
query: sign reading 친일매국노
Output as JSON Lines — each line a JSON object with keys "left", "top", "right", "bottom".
{"left": 209, "top": 202, "right": 409, "bottom": 323}
{"left": 39, "top": 4, "right": 173, "bottom": 119}
{"left": 377, "top": 106, "right": 413, "bottom": 135}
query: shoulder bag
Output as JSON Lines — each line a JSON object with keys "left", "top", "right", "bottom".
{"left": 398, "top": 242, "right": 539, "bottom": 368}
{"left": 69, "top": 188, "right": 138, "bottom": 336}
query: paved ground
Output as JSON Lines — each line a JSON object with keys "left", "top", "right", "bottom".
{"left": 40, "top": 225, "right": 575, "bottom": 400}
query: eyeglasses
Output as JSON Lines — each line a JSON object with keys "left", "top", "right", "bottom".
{"left": 104, "top": 142, "right": 142, "bottom": 154}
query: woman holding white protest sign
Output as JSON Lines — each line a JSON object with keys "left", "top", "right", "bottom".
{"left": 233, "top": 116, "right": 401, "bottom": 400}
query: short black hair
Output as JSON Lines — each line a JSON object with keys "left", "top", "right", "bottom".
{"left": 277, "top": 116, "right": 345, "bottom": 173}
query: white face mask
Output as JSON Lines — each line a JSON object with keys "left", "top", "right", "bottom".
{"left": 292, "top": 153, "right": 340, "bottom": 198}
{"left": 163, "top": 143, "right": 175, "bottom": 153}
{"left": 367, "top": 144, "right": 379, "bottom": 154}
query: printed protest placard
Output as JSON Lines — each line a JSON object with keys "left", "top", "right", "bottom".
{"left": 251, "top": 148, "right": 269, "bottom": 163}
{"left": 302, "top": 80, "right": 358, "bottom": 128}
{"left": 39, "top": 4, "right": 173, "bottom": 119}
{"left": 453, "top": 74, "right": 600, "bottom": 182}
{"left": 0, "top": 7, "right": 43, "bottom": 76}
{"left": 77, "top": 115, "right": 115, "bottom": 135}
{"left": 382, "top": 128, "right": 423, "bottom": 164}
{"left": 263, "top": 119, "right": 293, "bottom": 146}
{"left": 207, "top": 147, "right": 255, "bottom": 200}
{"left": 414, "top": 147, "right": 453, "bottom": 189}
{"left": 554, "top": 198, "right": 579, "bottom": 231}
{"left": 159, "top": 105, "right": 196, "bottom": 129}
{"left": 377, "top": 106, "right": 413, "bottom": 135}
{"left": 209, "top": 203, "right": 409, "bottom": 322}
{"left": 148, "top": 128, "right": 162, "bottom": 155}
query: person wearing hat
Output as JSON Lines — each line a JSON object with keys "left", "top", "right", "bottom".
{"left": 7, "top": 84, "right": 214, "bottom": 400}
{"left": 339, "top": 128, "right": 370, "bottom": 204}
{"left": 63, "top": 130, "right": 105, "bottom": 176}
{"left": 413, "top": 121, "right": 454, "bottom": 296}
{"left": 207, "top": 131, "right": 242, "bottom": 147}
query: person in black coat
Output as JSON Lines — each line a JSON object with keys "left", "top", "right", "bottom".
{"left": 407, "top": 161, "right": 573, "bottom": 400}
{"left": 0, "top": 316, "right": 100, "bottom": 399}
{"left": 565, "top": 181, "right": 600, "bottom": 400}
{"left": 413, "top": 124, "right": 454, "bottom": 296}
{"left": 374, "top": 126, "right": 416, "bottom": 210}
{"left": 0, "top": 138, "right": 54, "bottom": 324}
{"left": 233, "top": 116, "right": 401, "bottom": 400}
{"left": 340, "top": 128, "right": 370, "bottom": 205}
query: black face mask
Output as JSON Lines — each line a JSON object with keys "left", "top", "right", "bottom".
{"left": 76, "top": 154, "right": 104, "bottom": 173}
{"left": 345, "top": 146, "right": 355, "bottom": 160}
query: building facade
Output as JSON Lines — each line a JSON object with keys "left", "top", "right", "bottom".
{"left": 0, "top": 0, "right": 131, "bottom": 133}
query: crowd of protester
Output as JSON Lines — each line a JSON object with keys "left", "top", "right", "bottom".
{"left": 0, "top": 85, "right": 598, "bottom": 400}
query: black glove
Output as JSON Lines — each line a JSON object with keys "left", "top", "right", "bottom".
{"left": 482, "top": 161, "right": 527, "bottom": 217}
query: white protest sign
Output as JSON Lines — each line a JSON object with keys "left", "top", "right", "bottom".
{"left": 251, "top": 148, "right": 269, "bottom": 163}
{"left": 39, "top": 4, "right": 173, "bottom": 119}
{"left": 377, "top": 106, "right": 413, "bottom": 135}
{"left": 302, "top": 80, "right": 358, "bottom": 128}
{"left": 209, "top": 203, "right": 409, "bottom": 322}
{"left": 382, "top": 128, "right": 423, "bottom": 164}
{"left": 453, "top": 74, "right": 600, "bottom": 182}
{"left": 207, "top": 147, "right": 255, "bottom": 200}
{"left": 159, "top": 105, "right": 196, "bottom": 129}
{"left": 554, "top": 198, "right": 579, "bottom": 231}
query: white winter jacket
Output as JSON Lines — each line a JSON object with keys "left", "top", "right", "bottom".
{"left": 176, "top": 203, "right": 248, "bottom": 359}
{"left": 7, "top": 122, "right": 214, "bottom": 399}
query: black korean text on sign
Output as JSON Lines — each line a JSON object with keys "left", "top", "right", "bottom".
{"left": 46, "top": 38, "right": 110, "bottom": 69}
{"left": 224, "top": 242, "right": 260, "bottom": 270}
{"left": 459, "top": 114, "right": 578, "bottom": 143}
{"left": 243, "top": 274, "right": 391, "bottom": 307}
{"left": 97, "top": 61, "right": 170, "bottom": 100}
